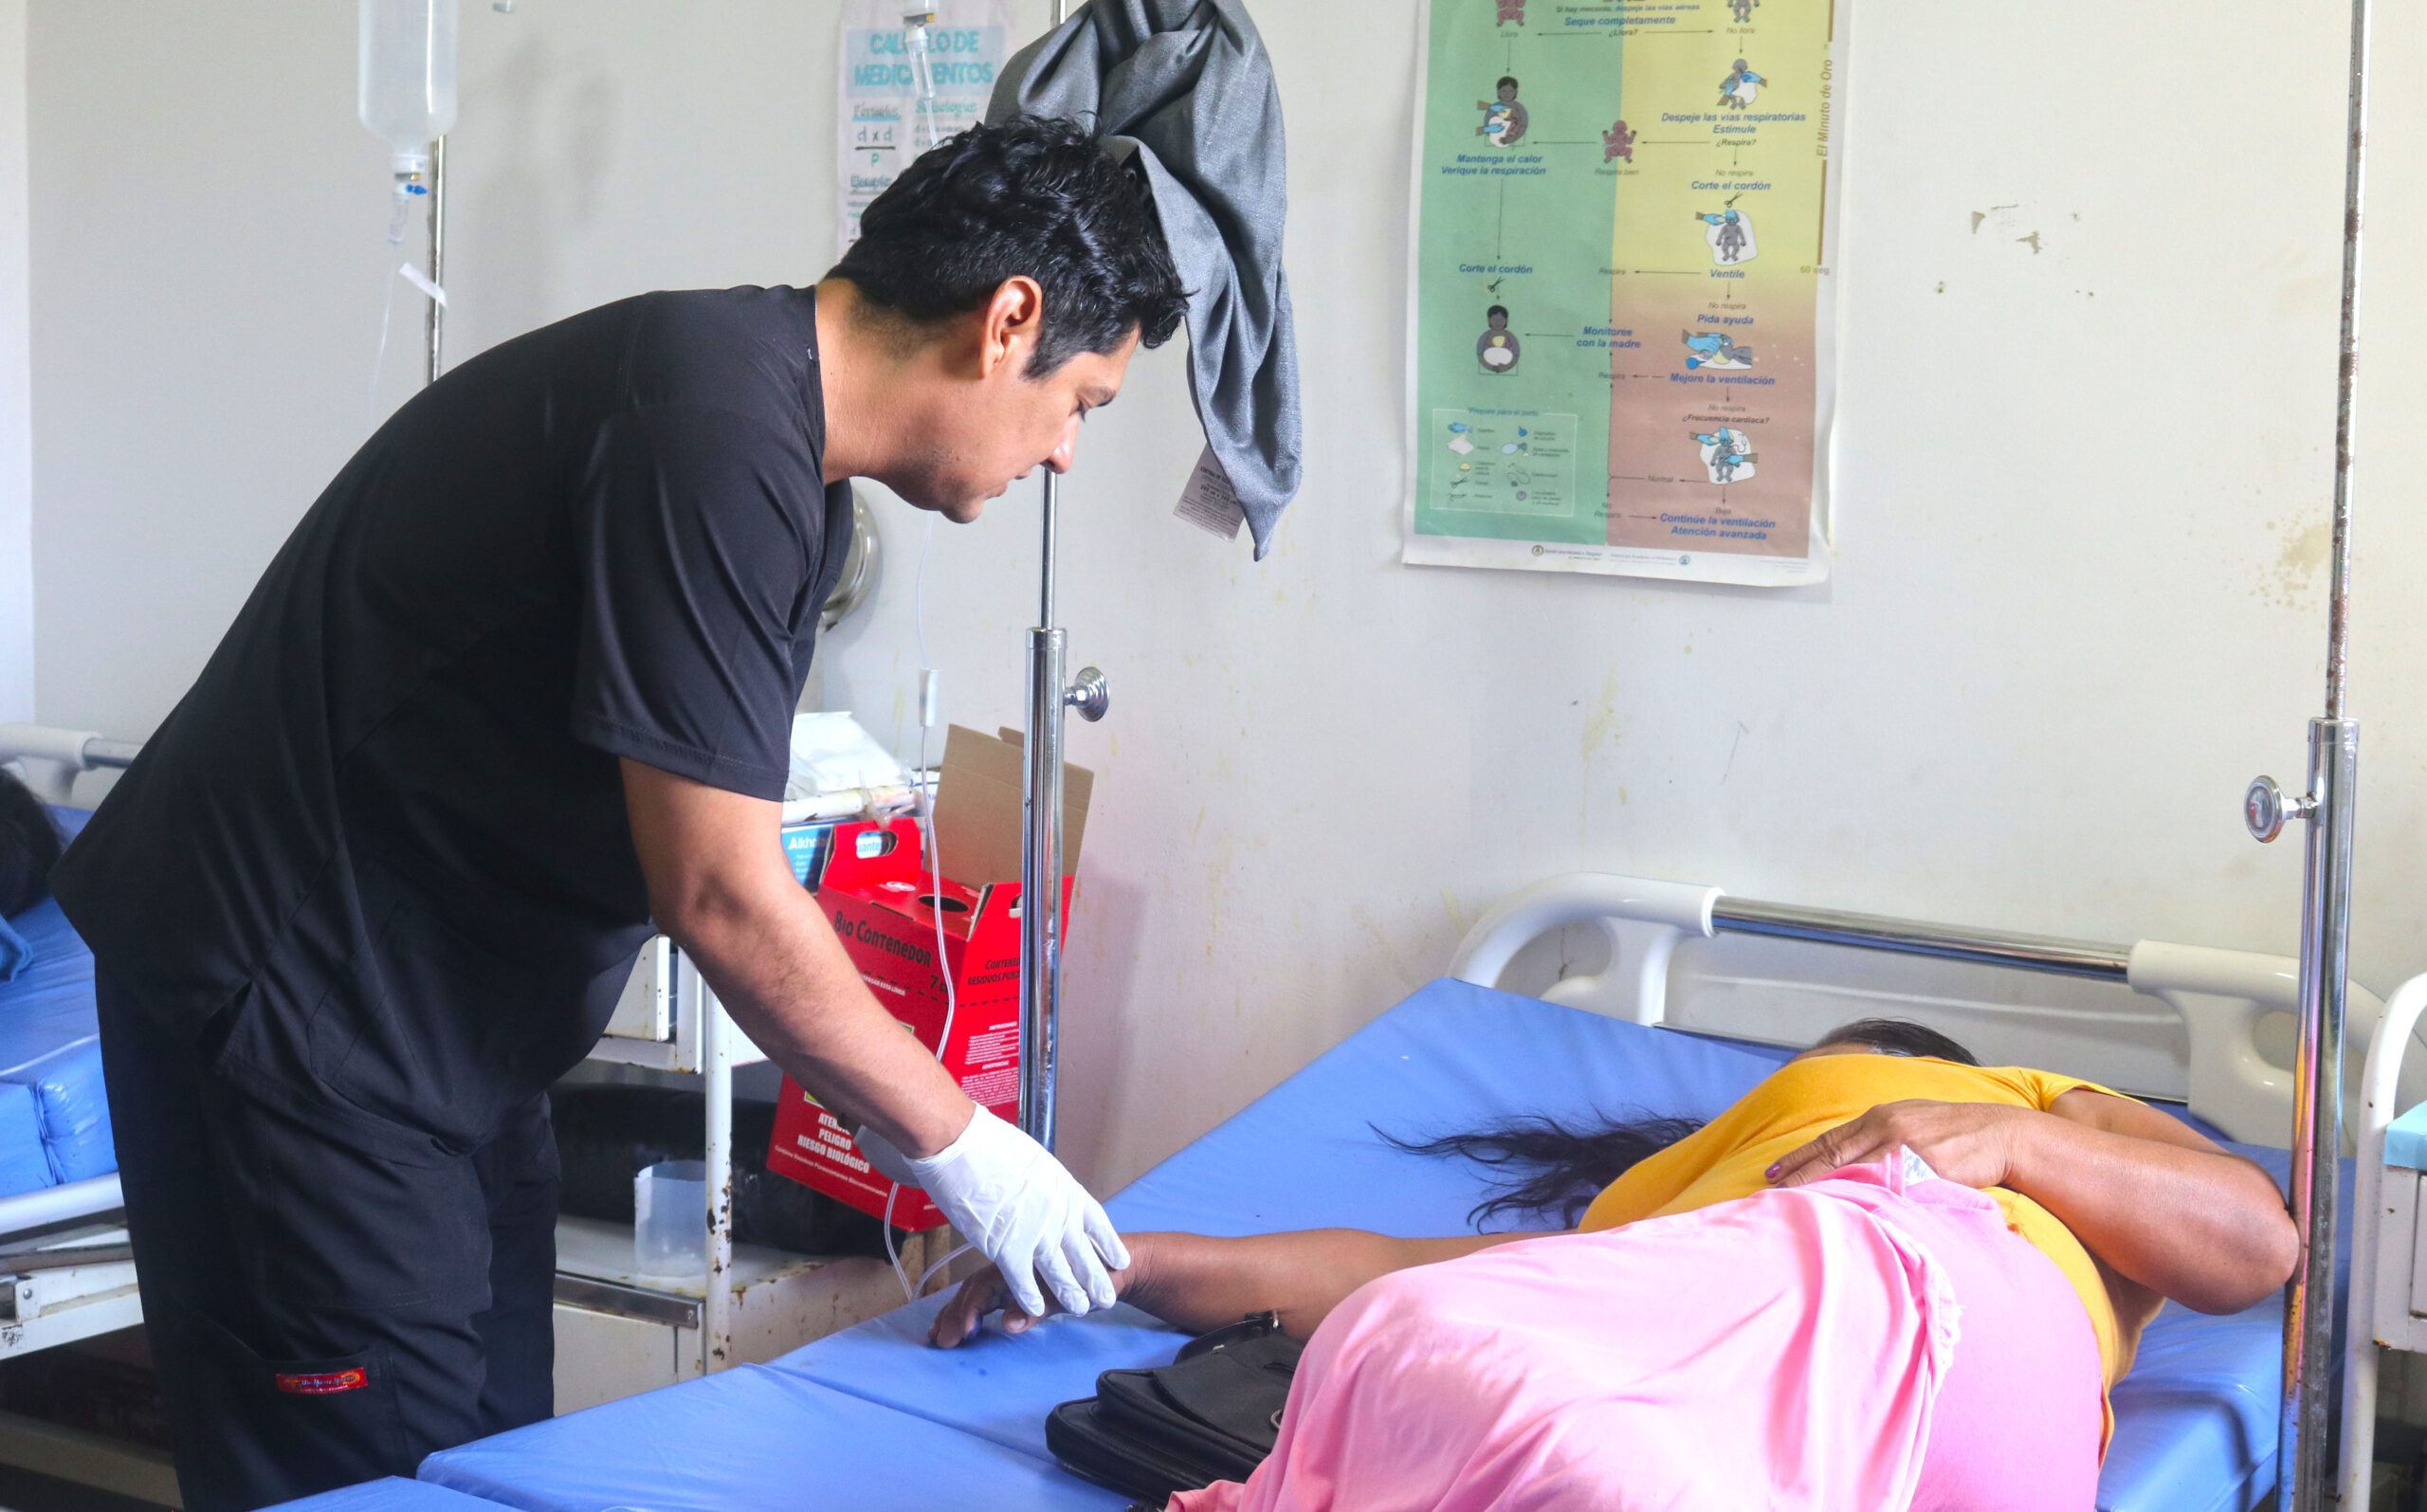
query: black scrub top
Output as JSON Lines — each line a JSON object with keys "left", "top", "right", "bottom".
{"left": 53, "top": 285, "right": 853, "bottom": 1156}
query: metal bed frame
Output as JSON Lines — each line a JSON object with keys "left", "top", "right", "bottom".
{"left": 1451, "top": 876, "right": 2386, "bottom": 1151}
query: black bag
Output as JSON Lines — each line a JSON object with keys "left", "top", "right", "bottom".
{"left": 1045, "top": 1313, "right": 1303, "bottom": 1506}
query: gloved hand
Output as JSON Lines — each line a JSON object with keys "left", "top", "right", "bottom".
{"left": 857, "top": 1106, "right": 1129, "bottom": 1320}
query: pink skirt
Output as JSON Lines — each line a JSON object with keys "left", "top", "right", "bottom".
{"left": 1170, "top": 1157, "right": 2104, "bottom": 1512}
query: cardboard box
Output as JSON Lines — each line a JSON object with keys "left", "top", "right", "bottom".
{"left": 765, "top": 727, "right": 1092, "bottom": 1230}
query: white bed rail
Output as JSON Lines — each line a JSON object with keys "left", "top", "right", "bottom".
{"left": 2336, "top": 972, "right": 2427, "bottom": 1508}
{"left": 0, "top": 1175, "right": 123, "bottom": 1235}
{"left": 0, "top": 724, "right": 138, "bottom": 806}
{"left": 1450, "top": 871, "right": 2387, "bottom": 1148}
{"left": 1451, "top": 877, "right": 1720, "bottom": 1027}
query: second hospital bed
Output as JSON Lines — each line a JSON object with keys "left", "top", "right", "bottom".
{"left": 0, "top": 774, "right": 168, "bottom": 1501}
{"left": 382, "top": 872, "right": 2358, "bottom": 1512}
{"left": 0, "top": 809, "right": 116, "bottom": 1199}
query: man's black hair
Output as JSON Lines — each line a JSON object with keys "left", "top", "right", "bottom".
{"left": 1487, "top": 304, "right": 1509, "bottom": 319}
{"left": 1496, "top": 76, "right": 1519, "bottom": 91}
{"left": 828, "top": 114, "right": 1186, "bottom": 377}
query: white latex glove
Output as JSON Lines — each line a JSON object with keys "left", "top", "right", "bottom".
{"left": 856, "top": 1106, "right": 1129, "bottom": 1319}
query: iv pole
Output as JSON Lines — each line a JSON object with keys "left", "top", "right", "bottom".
{"left": 2242, "top": 0, "right": 2374, "bottom": 1503}
{"left": 426, "top": 133, "right": 447, "bottom": 382}
{"left": 1017, "top": 0, "right": 1111, "bottom": 1154}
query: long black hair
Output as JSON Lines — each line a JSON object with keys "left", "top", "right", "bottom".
{"left": 1391, "top": 1018, "right": 1980, "bottom": 1228}
{"left": 0, "top": 769, "right": 62, "bottom": 920}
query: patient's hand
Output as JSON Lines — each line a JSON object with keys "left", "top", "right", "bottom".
{"left": 1767, "top": 1099, "right": 2030, "bottom": 1192}
{"left": 930, "top": 1246, "right": 1145, "bottom": 1349}
{"left": 929, "top": 1265, "right": 1045, "bottom": 1348}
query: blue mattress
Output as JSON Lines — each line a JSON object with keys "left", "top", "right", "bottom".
{"left": 418, "top": 978, "right": 2323, "bottom": 1512}
{"left": 275, "top": 1480, "right": 502, "bottom": 1511}
{"left": 0, "top": 810, "right": 112, "bottom": 1195}
{"left": 419, "top": 1365, "right": 1124, "bottom": 1511}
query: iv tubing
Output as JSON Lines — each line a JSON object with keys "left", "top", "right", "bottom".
{"left": 885, "top": 513, "right": 972, "bottom": 1303}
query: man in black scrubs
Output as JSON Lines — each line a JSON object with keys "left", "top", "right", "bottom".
{"left": 50, "top": 115, "right": 1184, "bottom": 1510}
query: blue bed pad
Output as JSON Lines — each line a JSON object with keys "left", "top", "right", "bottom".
{"left": 417, "top": 977, "right": 2325, "bottom": 1512}
{"left": 418, "top": 1364, "right": 1124, "bottom": 1511}
{"left": 0, "top": 809, "right": 112, "bottom": 1194}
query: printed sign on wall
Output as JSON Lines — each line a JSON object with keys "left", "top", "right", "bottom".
{"left": 836, "top": 2, "right": 1013, "bottom": 261}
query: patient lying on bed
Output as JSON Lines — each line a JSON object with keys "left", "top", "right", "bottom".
{"left": 933, "top": 1020, "right": 2299, "bottom": 1512}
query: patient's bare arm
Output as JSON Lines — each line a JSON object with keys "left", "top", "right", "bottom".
{"left": 2016, "top": 1090, "right": 2300, "bottom": 1315}
{"left": 930, "top": 1229, "right": 1542, "bottom": 1348}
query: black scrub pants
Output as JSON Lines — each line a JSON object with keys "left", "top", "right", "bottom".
{"left": 97, "top": 972, "right": 558, "bottom": 1512}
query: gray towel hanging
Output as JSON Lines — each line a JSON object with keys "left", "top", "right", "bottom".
{"left": 989, "top": 0, "right": 1303, "bottom": 559}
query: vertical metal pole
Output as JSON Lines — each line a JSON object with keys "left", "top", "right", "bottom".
{"left": 426, "top": 134, "right": 447, "bottom": 384}
{"left": 702, "top": 969, "right": 737, "bottom": 1375}
{"left": 2281, "top": 0, "right": 2372, "bottom": 1503}
{"left": 1017, "top": 0, "right": 1074, "bottom": 1151}
{"left": 2321, "top": 0, "right": 2369, "bottom": 728}
{"left": 1020, "top": 615, "right": 1067, "bottom": 1151}
{"left": 2286, "top": 720, "right": 2359, "bottom": 1506}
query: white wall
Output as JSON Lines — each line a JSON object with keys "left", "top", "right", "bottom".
{"left": 0, "top": 0, "right": 27, "bottom": 723}
{"left": 26, "top": 1, "right": 2427, "bottom": 1192}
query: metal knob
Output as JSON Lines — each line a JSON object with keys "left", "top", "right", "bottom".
{"left": 2245, "top": 776, "right": 2316, "bottom": 844}
{"left": 1064, "top": 667, "right": 1110, "bottom": 722}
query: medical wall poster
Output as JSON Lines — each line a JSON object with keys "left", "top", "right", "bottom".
{"left": 835, "top": 1, "right": 1014, "bottom": 262}
{"left": 1403, "top": 0, "right": 1844, "bottom": 587}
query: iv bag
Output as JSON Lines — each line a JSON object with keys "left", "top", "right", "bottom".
{"left": 358, "top": 0, "right": 459, "bottom": 182}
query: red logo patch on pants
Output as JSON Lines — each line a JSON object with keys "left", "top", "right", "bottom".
{"left": 275, "top": 1367, "right": 369, "bottom": 1396}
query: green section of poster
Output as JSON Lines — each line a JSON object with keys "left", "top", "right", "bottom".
{"left": 1410, "top": 0, "right": 1623, "bottom": 548}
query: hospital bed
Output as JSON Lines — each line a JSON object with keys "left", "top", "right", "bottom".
{"left": 0, "top": 729, "right": 139, "bottom": 1228}
{"left": 312, "top": 871, "right": 2364, "bottom": 1512}
{"left": 0, "top": 810, "right": 115, "bottom": 1202}
{"left": 0, "top": 726, "right": 177, "bottom": 1505}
